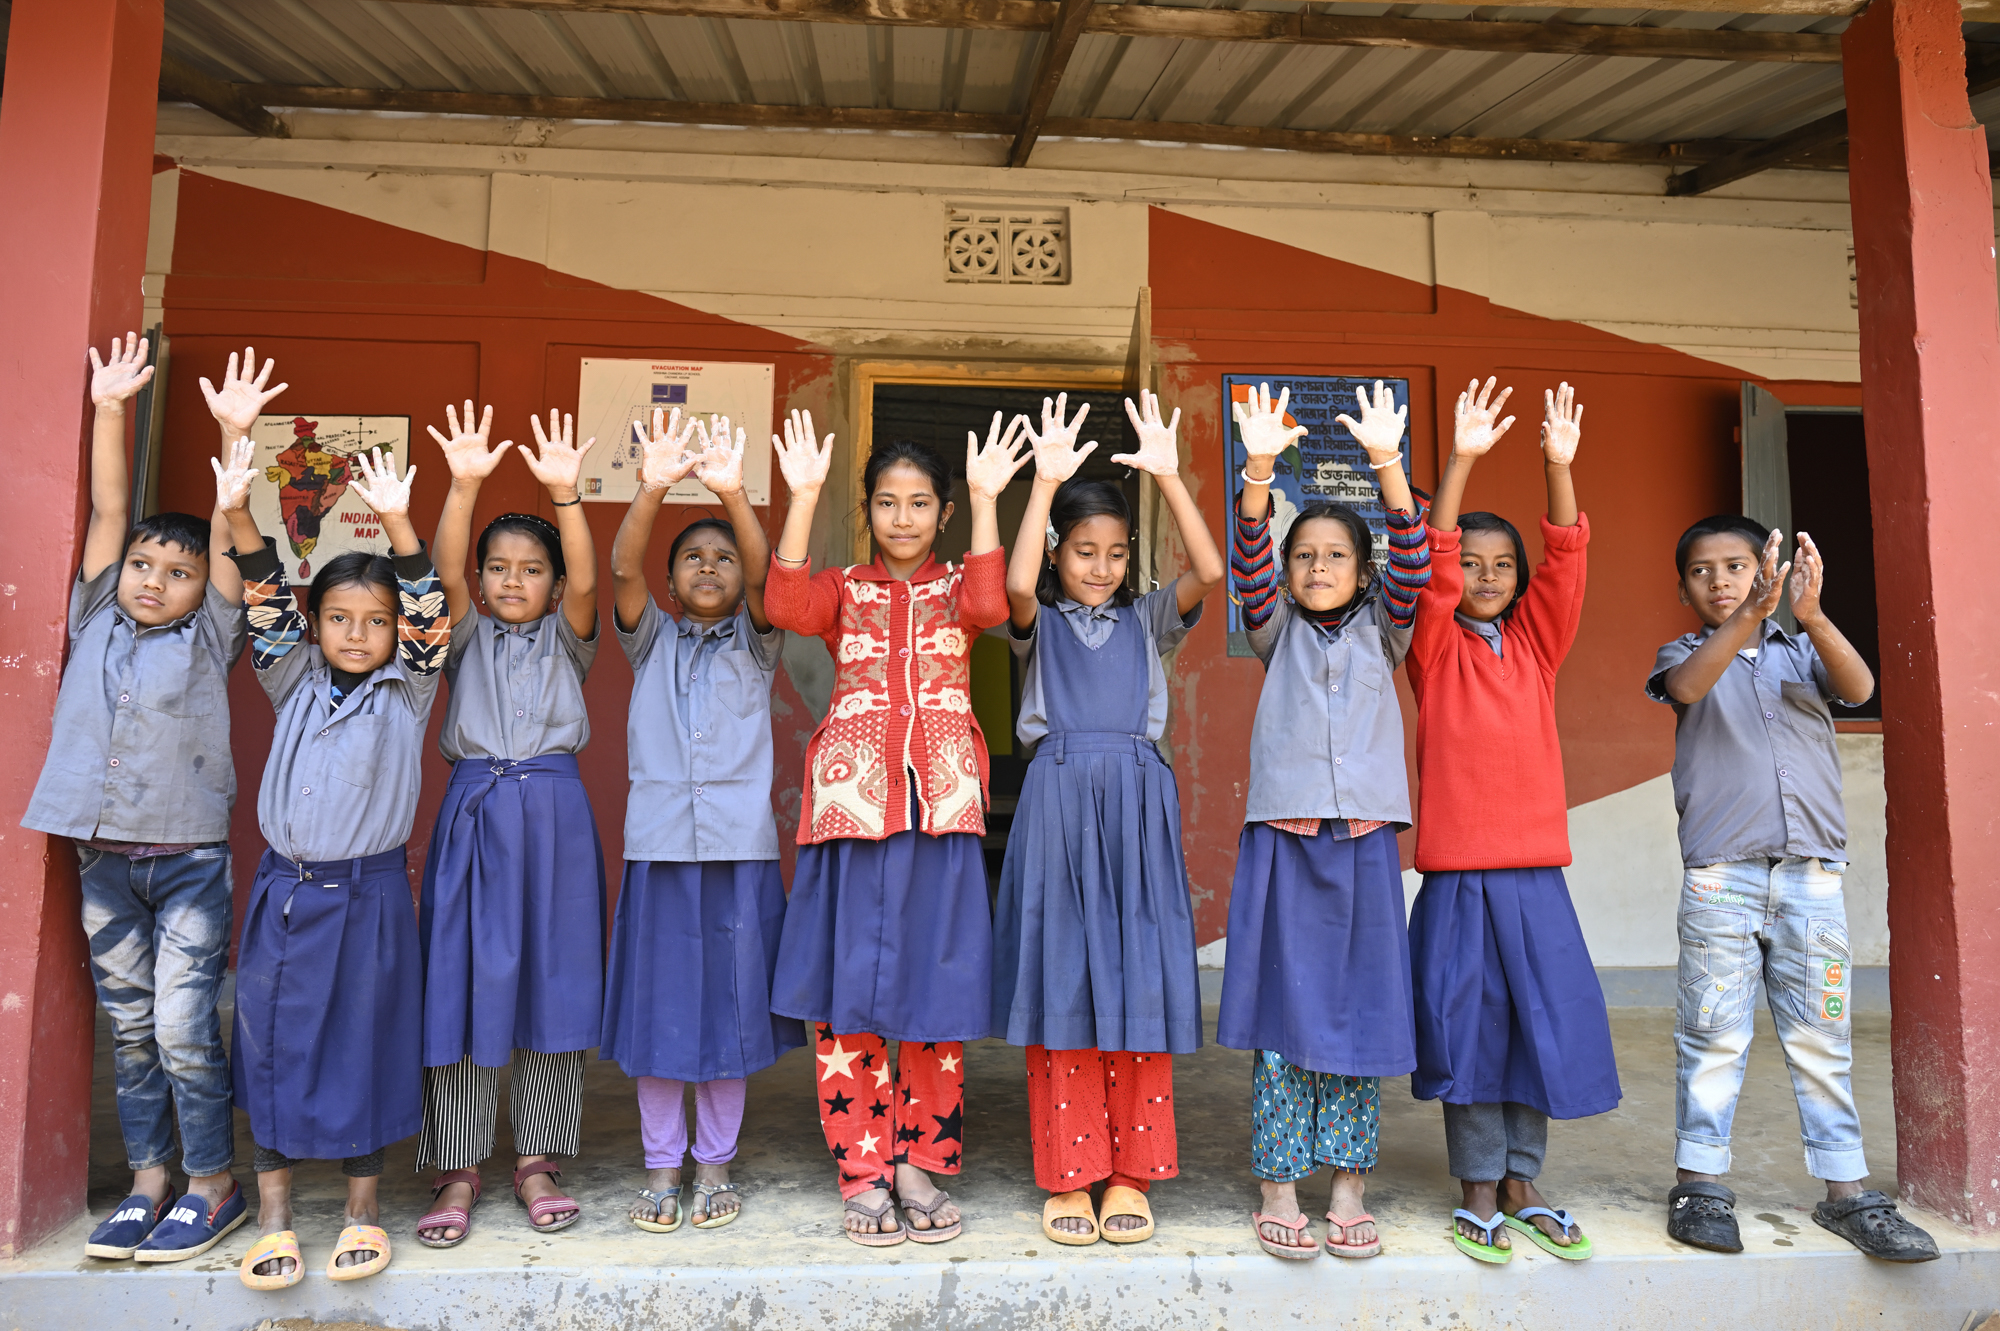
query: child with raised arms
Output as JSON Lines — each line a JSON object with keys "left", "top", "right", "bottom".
{"left": 218, "top": 430, "right": 448, "bottom": 1289}
{"left": 1405, "top": 379, "right": 1618, "bottom": 1265}
{"left": 413, "top": 405, "right": 605, "bottom": 1247}
{"left": 766, "top": 412, "right": 1030, "bottom": 1246}
{"left": 600, "top": 408, "right": 805, "bottom": 1234}
{"left": 1216, "top": 381, "right": 1431, "bottom": 1261}
{"left": 992, "top": 391, "right": 1222, "bottom": 1248}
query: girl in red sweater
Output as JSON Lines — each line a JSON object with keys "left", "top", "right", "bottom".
{"left": 1405, "top": 380, "right": 1620, "bottom": 1265}
{"left": 766, "top": 412, "right": 1030, "bottom": 1247}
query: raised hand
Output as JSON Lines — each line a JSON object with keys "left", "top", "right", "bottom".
{"left": 350, "top": 446, "right": 415, "bottom": 517}
{"left": 1113, "top": 390, "right": 1183, "bottom": 477}
{"left": 635, "top": 407, "right": 702, "bottom": 492}
{"left": 1452, "top": 377, "right": 1515, "bottom": 458}
{"left": 693, "top": 414, "right": 748, "bottom": 496}
{"left": 966, "top": 410, "right": 1032, "bottom": 499}
{"left": 1335, "top": 380, "right": 1407, "bottom": 465}
{"left": 1746, "top": 527, "right": 1791, "bottom": 624}
{"left": 772, "top": 408, "right": 834, "bottom": 500}
{"left": 522, "top": 409, "right": 595, "bottom": 497}
{"left": 210, "top": 435, "right": 257, "bottom": 512}
{"left": 199, "top": 346, "right": 287, "bottom": 435}
{"left": 1022, "top": 393, "right": 1096, "bottom": 484}
{"left": 1232, "top": 382, "right": 1308, "bottom": 469}
{"left": 90, "top": 334, "right": 154, "bottom": 406}
{"left": 1540, "top": 381, "right": 1583, "bottom": 465}
{"left": 428, "top": 401, "right": 510, "bottom": 481}
{"left": 1789, "top": 530, "right": 1826, "bottom": 625}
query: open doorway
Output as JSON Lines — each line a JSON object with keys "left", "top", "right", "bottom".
{"left": 869, "top": 378, "right": 1141, "bottom": 886}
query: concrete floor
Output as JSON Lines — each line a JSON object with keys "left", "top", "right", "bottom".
{"left": 2, "top": 1004, "right": 1996, "bottom": 1330}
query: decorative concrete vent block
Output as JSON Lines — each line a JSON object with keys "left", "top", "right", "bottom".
{"left": 945, "top": 205, "right": 1069, "bottom": 284}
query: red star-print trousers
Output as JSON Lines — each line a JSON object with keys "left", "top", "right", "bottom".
{"left": 813, "top": 1025, "right": 965, "bottom": 1199}
{"left": 1025, "top": 1047, "right": 1178, "bottom": 1194}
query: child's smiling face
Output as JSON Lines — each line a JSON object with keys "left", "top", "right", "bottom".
{"left": 1457, "top": 530, "right": 1519, "bottom": 622}
{"left": 1679, "top": 532, "right": 1763, "bottom": 629}
{"left": 671, "top": 529, "right": 744, "bottom": 623}
{"left": 1285, "top": 515, "right": 1364, "bottom": 613}
{"left": 315, "top": 580, "right": 399, "bottom": 674}
{"left": 869, "top": 462, "right": 952, "bottom": 570}
{"left": 116, "top": 537, "right": 209, "bottom": 627}
{"left": 1052, "top": 514, "right": 1130, "bottom": 607}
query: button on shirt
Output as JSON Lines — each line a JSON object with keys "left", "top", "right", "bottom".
{"left": 619, "top": 599, "right": 783, "bottom": 862}
{"left": 1010, "top": 587, "right": 1201, "bottom": 746}
{"left": 23, "top": 563, "right": 247, "bottom": 843}
{"left": 1646, "top": 619, "right": 1849, "bottom": 866}
{"left": 437, "top": 610, "right": 598, "bottom": 762}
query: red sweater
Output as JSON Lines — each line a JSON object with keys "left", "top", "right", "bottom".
{"left": 766, "top": 548, "right": 1010, "bottom": 844}
{"left": 1406, "top": 514, "right": 1589, "bottom": 872}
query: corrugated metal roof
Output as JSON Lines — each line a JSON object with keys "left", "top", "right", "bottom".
{"left": 152, "top": 0, "right": 1995, "bottom": 147}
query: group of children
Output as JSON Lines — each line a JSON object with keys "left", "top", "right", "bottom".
{"left": 32, "top": 336, "right": 1936, "bottom": 1290}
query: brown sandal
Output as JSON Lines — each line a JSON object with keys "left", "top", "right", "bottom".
{"left": 513, "top": 1161, "right": 580, "bottom": 1233}
{"left": 897, "top": 1188, "right": 961, "bottom": 1244}
{"left": 416, "top": 1168, "right": 482, "bottom": 1248}
{"left": 843, "top": 1193, "right": 907, "bottom": 1247}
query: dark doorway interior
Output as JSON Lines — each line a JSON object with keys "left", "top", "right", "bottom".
{"left": 1786, "top": 410, "right": 1880, "bottom": 721}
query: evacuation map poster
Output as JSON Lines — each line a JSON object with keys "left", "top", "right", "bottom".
{"left": 575, "top": 359, "right": 776, "bottom": 505}
{"left": 249, "top": 414, "right": 410, "bottom": 581}
{"left": 1220, "top": 374, "right": 1413, "bottom": 653}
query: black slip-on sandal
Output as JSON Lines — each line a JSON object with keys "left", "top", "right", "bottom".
{"left": 1812, "top": 1190, "right": 1940, "bottom": 1262}
{"left": 1667, "top": 1181, "right": 1743, "bottom": 1253}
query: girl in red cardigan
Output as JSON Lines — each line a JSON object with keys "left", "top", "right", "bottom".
{"left": 766, "top": 411, "right": 1030, "bottom": 1247}
{"left": 1405, "top": 380, "right": 1620, "bottom": 1266}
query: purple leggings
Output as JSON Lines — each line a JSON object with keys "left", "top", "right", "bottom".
{"left": 638, "top": 1077, "right": 747, "bottom": 1169}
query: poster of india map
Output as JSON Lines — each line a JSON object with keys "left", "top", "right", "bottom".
{"left": 1221, "top": 375, "right": 1413, "bottom": 655}
{"left": 249, "top": 414, "right": 410, "bottom": 581}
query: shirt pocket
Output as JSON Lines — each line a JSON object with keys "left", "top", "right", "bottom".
{"left": 324, "top": 715, "right": 387, "bottom": 792}
{"left": 715, "top": 650, "right": 772, "bottom": 720}
{"left": 132, "top": 637, "right": 212, "bottom": 719}
{"left": 536, "top": 654, "right": 587, "bottom": 727}
{"left": 1347, "top": 627, "right": 1387, "bottom": 694}
{"left": 1780, "top": 680, "right": 1836, "bottom": 745}
{"left": 1799, "top": 917, "right": 1851, "bottom": 1034}
{"left": 1678, "top": 906, "right": 1752, "bottom": 1033}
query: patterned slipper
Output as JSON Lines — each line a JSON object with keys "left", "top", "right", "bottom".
{"left": 239, "top": 1231, "right": 303, "bottom": 1291}
{"left": 326, "top": 1223, "right": 391, "bottom": 1281}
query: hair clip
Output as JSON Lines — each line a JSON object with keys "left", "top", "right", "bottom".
{"left": 1045, "top": 521, "right": 1060, "bottom": 552}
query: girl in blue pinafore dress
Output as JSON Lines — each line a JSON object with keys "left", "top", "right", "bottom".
{"left": 993, "top": 392, "right": 1226, "bottom": 1248}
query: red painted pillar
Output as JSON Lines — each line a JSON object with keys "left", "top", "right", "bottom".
{"left": 0, "top": 0, "right": 164, "bottom": 1254}
{"left": 1843, "top": 0, "right": 2000, "bottom": 1232}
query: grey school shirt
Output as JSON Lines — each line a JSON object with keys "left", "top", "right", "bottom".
{"left": 1244, "top": 593, "right": 1413, "bottom": 826}
{"left": 22, "top": 563, "right": 247, "bottom": 843}
{"left": 1646, "top": 619, "right": 1850, "bottom": 867}
{"left": 1010, "top": 587, "right": 1201, "bottom": 746}
{"left": 438, "top": 610, "right": 598, "bottom": 762}
{"left": 619, "top": 599, "right": 783, "bottom": 862}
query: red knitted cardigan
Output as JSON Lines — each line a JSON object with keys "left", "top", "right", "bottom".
{"left": 766, "top": 548, "right": 1010, "bottom": 844}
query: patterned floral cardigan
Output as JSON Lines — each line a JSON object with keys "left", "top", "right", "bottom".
{"left": 766, "top": 548, "right": 1009, "bottom": 844}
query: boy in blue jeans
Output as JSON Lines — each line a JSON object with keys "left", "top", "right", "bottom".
{"left": 21, "top": 338, "right": 284, "bottom": 1260}
{"left": 1647, "top": 515, "right": 1935, "bottom": 1262}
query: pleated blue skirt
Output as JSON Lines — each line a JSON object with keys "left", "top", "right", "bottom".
{"left": 1408, "top": 866, "right": 1622, "bottom": 1119}
{"left": 772, "top": 828, "right": 992, "bottom": 1044}
{"left": 600, "top": 858, "right": 805, "bottom": 1082}
{"left": 991, "top": 735, "right": 1202, "bottom": 1055}
{"left": 233, "top": 847, "right": 423, "bottom": 1160}
{"left": 1217, "top": 822, "right": 1415, "bottom": 1077}
{"left": 419, "top": 755, "right": 606, "bottom": 1067}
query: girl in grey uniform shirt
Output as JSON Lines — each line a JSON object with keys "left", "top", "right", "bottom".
{"left": 413, "top": 405, "right": 606, "bottom": 1247}
{"left": 217, "top": 442, "right": 449, "bottom": 1291}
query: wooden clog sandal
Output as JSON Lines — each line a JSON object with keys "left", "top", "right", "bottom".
{"left": 1250, "top": 1210, "right": 1319, "bottom": 1260}
{"left": 1043, "top": 1190, "right": 1100, "bottom": 1247}
{"left": 1099, "top": 1185, "right": 1155, "bottom": 1244}
{"left": 238, "top": 1230, "right": 303, "bottom": 1291}
{"left": 1324, "top": 1211, "right": 1382, "bottom": 1258}
{"left": 326, "top": 1224, "right": 391, "bottom": 1282}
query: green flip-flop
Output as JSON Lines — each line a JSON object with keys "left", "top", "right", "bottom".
{"left": 1503, "top": 1206, "right": 1593, "bottom": 1260}
{"left": 1451, "top": 1209, "right": 1513, "bottom": 1264}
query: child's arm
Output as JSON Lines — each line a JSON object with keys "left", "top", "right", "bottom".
{"left": 765, "top": 409, "right": 847, "bottom": 636}
{"left": 80, "top": 336, "right": 155, "bottom": 582}
{"left": 215, "top": 437, "right": 312, "bottom": 704}
{"left": 692, "top": 414, "right": 774, "bottom": 633}
{"left": 1512, "top": 386, "right": 1591, "bottom": 667}
{"left": 1540, "top": 382, "right": 1581, "bottom": 529}
{"left": 428, "top": 401, "right": 511, "bottom": 625}
{"left": 1428, "top": 377, "right": 1515, "bottom": 533}
{"left": 1009, "top": 401, "right": 1095, "bottom": 629}
{"left": 520, "top": 410, "right": 599, "bottom": 640}
{"left": 1229, "top": 384, "right": 1310, "bottom": 642}
{"left": 611, "top": 408, "right": 703, "bottom": 633}
{"left": 1115, "top": 391, "right": 1223, "bottom": 618}
{"left": 350, "top": 448, "right": 450, "bottom": 677}
{"left": 1789, "top": 531, "right": 1875, "bottom": 706}
{"left": 1661, "top": 528, "right": 1788, "bottom": 704}
{"left": 965, "top": 408, "right": 1031, "bottom": 561}
{"left": 199, "top": 347, "right": 287, "bottom": 605}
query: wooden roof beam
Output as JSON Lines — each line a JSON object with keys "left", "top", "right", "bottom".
{"left": 1009, "top": 0, "right": 1094, "bottom": 167}
{"left": 159, "top": 51, "right": 292, "bottom": 137}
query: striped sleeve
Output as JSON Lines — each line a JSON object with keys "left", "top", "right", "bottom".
{"left": 1231, "top": 503, "right": 1279, "bottom": 631}
{"left": 1378, "top": 506, "right": 1432, "bottom": 630}
{"left": 232, "top": 541, "right": 306, "bottom": 672}
{"left": 392, "top": 550, "right": 451, "bottom": 677}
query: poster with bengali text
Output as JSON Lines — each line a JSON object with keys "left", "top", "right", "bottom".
{"left": 249, "top": 414, "right": 409, "bottom": 582}
{"left": 576, "top": 359, "right": 775, "bottom": 505}
{"left": 1221, "top": 374, "right": 1412, "bottom": 653}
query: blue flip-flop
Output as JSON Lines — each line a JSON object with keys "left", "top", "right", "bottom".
{"left": 1503, "top": 1206, "right": 1594, "bottom": 1260}
{"left": 1452, "top": 1208, "right": 1514, "bottom": 1264}
{"left": 85, "top": 1191, "right": 177, "bottom": 1260}
{"left": 135, "top": 1183, "right": 248, "bottom": 1262}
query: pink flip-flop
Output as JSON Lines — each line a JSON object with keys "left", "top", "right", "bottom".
{"left": 1251, "top": 1210, "right": 1320, "bottom": 1260}
{"left": 1325, "top": 1210, "right": 1383, "bottom": 1258}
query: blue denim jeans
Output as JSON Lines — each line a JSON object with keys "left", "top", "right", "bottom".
{"left": 1674, "top": 856, "right": 1866, "bottom": 1181}
{"left": 78, "top": 843, "right": 236, "bottom": 1177}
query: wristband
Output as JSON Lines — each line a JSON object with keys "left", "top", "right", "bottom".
{"left": 1240, "top": 469, "right": 1274, "bottom": 487}
{"left": 1368, "top": 453, "right": 1404, "bottom": 471}
{"left": 552, "top": 496, "right": 582, "bottom": 506}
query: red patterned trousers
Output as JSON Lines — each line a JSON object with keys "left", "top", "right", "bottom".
{"left": 813, "top": 1025, "right": 965, "bottom": 1199}
{"left": 1025, "top": 1046, "right": 1178, "bottom": 1194}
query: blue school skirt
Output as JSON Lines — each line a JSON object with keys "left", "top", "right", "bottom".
{"left": 772, "top": 827, "right": 992, "bottom": 1045}
{"left": 233, "top": 846, "right": 423, "bottom": 1160}
{"left": 991, "top": 733, "right": 1203, "bottom": 1055}
{"left": 1217, "top": 822, "right": 1415, "bottom": 1077}
{"left": 599, "top": 858, "right": 804, "bottom": 1083}
{"left": 419, "top": 755, "right": 607, "bottom": 1067}
{"left": 1408, "top": 866, "right": 1622, "bottom": 1119}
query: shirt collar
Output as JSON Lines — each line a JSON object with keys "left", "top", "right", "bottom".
{"left": 1694, "top": 618, "right": 1788, "bottom": 649}
{"left": 495, "top": 616, "right": 542, "bottom": 640}
{"left": 1454, "top": 611, "right": 1505, "bottom": 642}
{"left": 847, "top": 554, "right": 950, "bottom": 584}
{"left": 1055, "top": 597, "right": 1119, "bottom": 623}
{"left": 676, "top": 609, "right": 738, "bottom": 640}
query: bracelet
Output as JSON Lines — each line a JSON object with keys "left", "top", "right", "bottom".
{"left": 772, "top": 552, "right": 809, "bottom": 568}
{"left": 1368, "top": 453, "right": 1404, "bottom": 471}
{"left": 552, "top": 496, "right": 582, "bottom": 506}
{"left": 1240, "top": 469, "right": 1275, "bottom": 487}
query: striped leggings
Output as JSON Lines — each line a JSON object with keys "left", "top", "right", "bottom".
{"left": 415, "top": 1050, "right": 585, "bottom": 1173}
